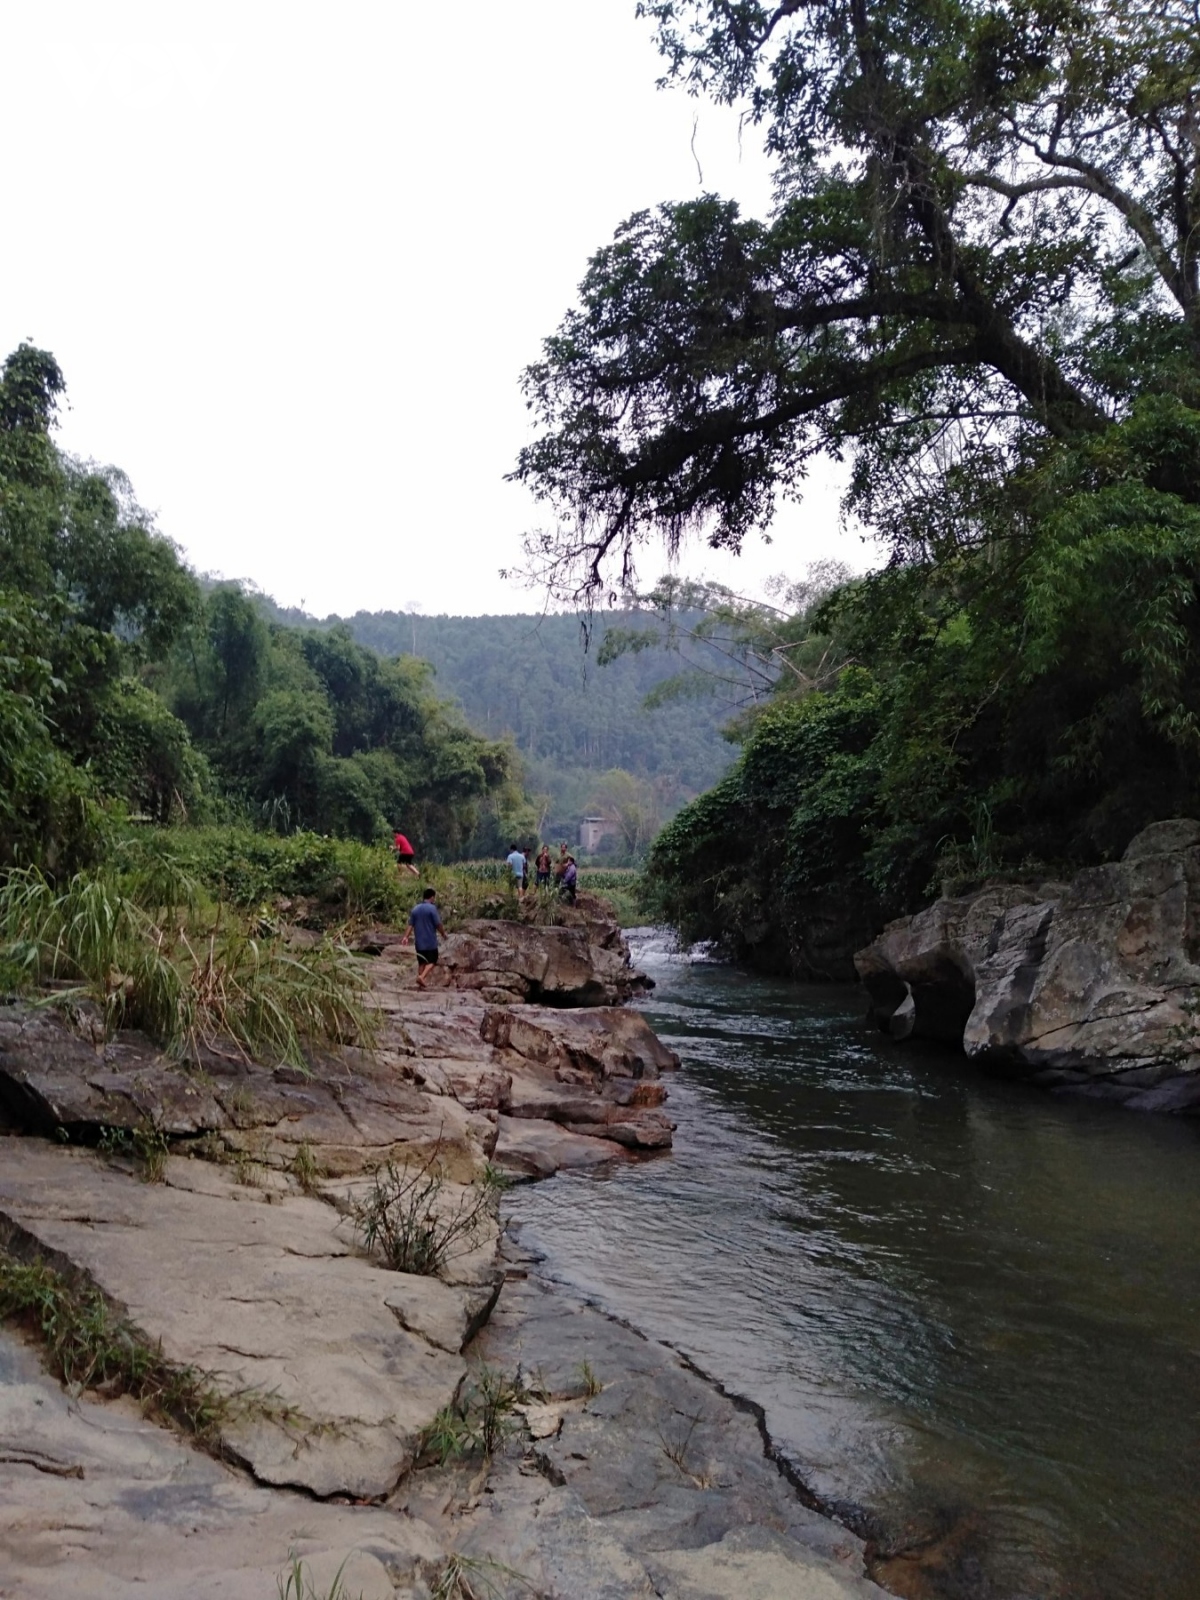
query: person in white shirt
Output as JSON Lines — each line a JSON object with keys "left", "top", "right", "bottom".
{"left": 505, "top": 844, "right": 527, "bottom": 897}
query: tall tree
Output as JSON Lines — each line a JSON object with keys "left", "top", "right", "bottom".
{"left": 513, "top": 0, "right": 1200, "bottom": 596}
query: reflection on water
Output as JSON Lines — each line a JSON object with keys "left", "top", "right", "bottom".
{"left": 505, "top": 933, "right": 1200, "bottom": 1600}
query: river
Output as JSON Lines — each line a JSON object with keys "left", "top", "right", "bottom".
{"left": 504, "top": 932, "right": 1200, "bottom": 1600}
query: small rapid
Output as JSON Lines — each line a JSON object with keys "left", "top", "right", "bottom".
{"left": 504, "top": 932, "right": 1200, "bottom": 1600}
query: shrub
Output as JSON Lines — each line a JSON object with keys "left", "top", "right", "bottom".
{"left": 351, "top": 1149, "right": 501, "bottom": 1276}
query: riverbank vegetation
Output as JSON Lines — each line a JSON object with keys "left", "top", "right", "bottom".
{"left": 515, "top": 0, "right": 1200, "bottom": 975}
{"left": 0, "top": 342, "right": 551, "bottom": 1039}
{"left": 0, "top": 342, "right": 527, "bottom": 874}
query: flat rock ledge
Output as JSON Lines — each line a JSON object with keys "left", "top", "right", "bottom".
{"left": 0, "top": 1235, "right": 892, "bottom": 1600}
{"left": 0, "top": 906, "right": 890, "bottom": 1596}
{"left": 0, "top": 1142, "right": 485, "bottom": 1498}
{"left": 855, "top": 818, "right": 1200, "bottom": 1110}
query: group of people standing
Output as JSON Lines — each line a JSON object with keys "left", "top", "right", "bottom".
{"left": 505, "top": 842, "right": 577, "bottom": 903}
{"left": 391, "top": 828, "right": 583, "bottom": 992}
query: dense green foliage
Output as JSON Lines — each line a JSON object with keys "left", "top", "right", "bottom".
{"left": 645, "top": 405, "right": 1200, "bottom": 973}
{"left": 516, "top": 0, "right": 1200, "bottom": 596}
{"left": 258, "top": 596, "right": 740, "bottom": 842}
{"left": 532, "top": 0, "right": 1200, "bottom": 971}
{"left": 163, "top": 597, "right": 521, "bottom": 852}
{"left": 0, "top": 344, "right": 519, "bottom": 869}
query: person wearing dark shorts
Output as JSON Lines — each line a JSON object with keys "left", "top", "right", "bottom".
{"left": 400, "top": 888, "right": 444, "bottom": 987}
{"left": 394, "top": 830, "right": 419, "bottom": 878}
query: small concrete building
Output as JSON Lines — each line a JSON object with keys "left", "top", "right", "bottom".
{"left": 580, "top": 815, "right": 621, "bottom": 853}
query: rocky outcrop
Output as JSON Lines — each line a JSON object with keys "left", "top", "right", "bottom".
{"left": 412, "top": 1239, "right": 891, "bottom": 1600}
{"left": 0, "top": 917, "right": 672, "bottom": 1172}
{"left": 482, "top": 1003, "right": 677, "bottom": 1148}
{"left": 0, "top": 1241, "right": 891, "bottom": 1600}
{"left": 0, "top": 1143, "right": 490, "bottom": 1497}
{"left": 0, "top": 1000, "right": 498, "bottom": 1180}
{"left": 0, "top": 899, "right": 894, "bottom": 1599}
{"left": 0, "top": 1326, "right": 442, "bottom": 1600}
{"left": 856, "top": 819, "right": 1200, "bottom": 1110}
{"left": 0, "top": 901, "right": 675, "bottom": 1507}
{"left": 438, "top": 915, "right": 652, "bottom": 1006}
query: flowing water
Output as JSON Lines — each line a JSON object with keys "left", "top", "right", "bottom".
{"left": 505, "top": 932, "right": 1200, "bottom": 1600}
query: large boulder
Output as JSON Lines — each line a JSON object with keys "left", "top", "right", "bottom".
{"left": 0, "top": 1002, "right": 496, "bottom": 1180}
{"left": 855, "top": 819, "right": 1200, "bottom": 1110}
{"left": 482, "top": 1004, "right": 678, "bottom": 1148}
{"left": 438, "top": 918, "right": 651, "bottom": 1007}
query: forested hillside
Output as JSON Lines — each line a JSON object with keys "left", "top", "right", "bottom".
{"left": 0, "top": 344, "right": 522, "bottom": 868}
{"left": 259, "top": 594, "right": 743, "bottom": 848}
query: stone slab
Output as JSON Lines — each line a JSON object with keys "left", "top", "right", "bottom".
{"left": 0, "top": 1142, "right": 470, "bottom": 1497}
{"left": 0, "top": 1327, "right": 441, "bottom": 1599}
{"left": 493, "top": 1114, "right": 631, "bottom": 1179}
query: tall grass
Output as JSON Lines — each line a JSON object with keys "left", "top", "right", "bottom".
{"left": 0, "top": 866, "right": 374, "bottom": 1067}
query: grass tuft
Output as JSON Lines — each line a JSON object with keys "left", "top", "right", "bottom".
{"left": 419, "top": 1364, "right": 522, "bottom": 1465}
{"left": 0, "top": 1251, "right": 232, "bottom": 1443}
{"left": 289, "top": 1140, "right": 325, "bottom": 1195}
{"left": 577, "top": 1357, "right": 602, "bottom": 1398}
{"left": 97, "top": 1122, "right": 170, "bottom": 1183}
{"left": 276, "top": 1551, "right": 363, "bottom": 1600}
{"left": 430, "top": 1552, "right": 538, "bottom": 1600}
{"left": 351, "top": 1147, "right": 501, "bottom": 1277}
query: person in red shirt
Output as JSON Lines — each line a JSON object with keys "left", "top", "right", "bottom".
{"left": 393, "top": 831, "right": 419, "bottom": 877}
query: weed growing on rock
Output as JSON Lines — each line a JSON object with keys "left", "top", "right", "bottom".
{"left": 422, "top": 1402, "right": 475, "bottom": 1464}
{"left": 228, "top": 1085, "right": 257, "bottom": 1120}
{"left": 481, "top": 1161, "right": 512, "bottom": 1192}
{"left": 473, "top": 1363, "right": 521, "bottom": 1457}
{"left": 419, "top": 1365, "right": 523, "bottom": 1464}
{"left": 577, "top": 1358, "right": 602, "bottom": 1397}
{"left": 97, "top": 1122, "right": 170, "bottom": 1183}
{"left": 351, "top": 1148, "right": 499, "bottom": 1276}
{"left": 430, "top": 1553, "right": 536, "bottom": 1600}
{"left": 290, "top": 1141, "right": 325, "bottom": 1194}
{"left": 234, "top": 1151, "right": 267, "bottom": 1188}
{"left": 276, "top": 1551, "right": 362, "bottom": 1600}
{"left": 657, "top": 1407, "right": 717, "bottom": 1490}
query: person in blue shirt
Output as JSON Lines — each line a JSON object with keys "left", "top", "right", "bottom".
{"left": 400, "top": 888, "right": 445, "bottom": 988}
{"left": 505, "top": 843, "right": 527, "bottom": 897}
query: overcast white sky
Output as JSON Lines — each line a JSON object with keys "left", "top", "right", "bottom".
{"left": 1, "top": 0, "right": 879, "bottom": 617}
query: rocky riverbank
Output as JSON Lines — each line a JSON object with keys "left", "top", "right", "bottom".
{"left": 0, "top": 900, "right": 887, "bottom": 1598}
{"left": 856, "top": 818, "right": 1200, "bottom": 1111}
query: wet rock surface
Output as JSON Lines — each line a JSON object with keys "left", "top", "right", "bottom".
{"left": 856, "top": 818, "right": 1200, "bottom": 1109}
